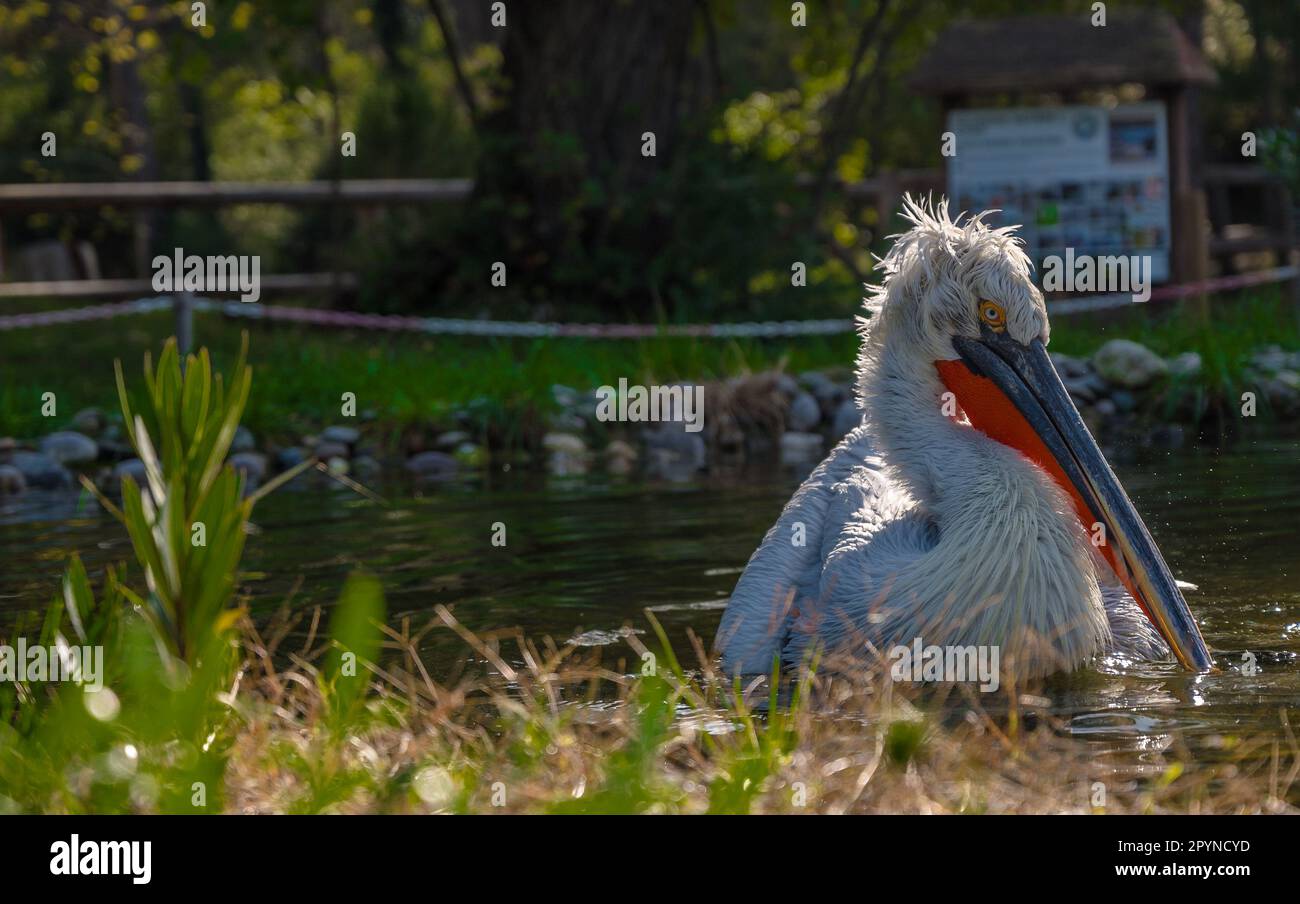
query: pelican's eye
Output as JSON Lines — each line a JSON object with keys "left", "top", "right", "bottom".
{"left": 978, "top": 299, "right": 1007, "bottom": 332}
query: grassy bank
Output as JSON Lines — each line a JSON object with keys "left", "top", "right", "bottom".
{"left": 1, "top": 289, "right": 1297, "bottom": 446}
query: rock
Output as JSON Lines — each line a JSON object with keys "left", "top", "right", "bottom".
{"left": 780, "top": 431, "right": 823, "bottom": 464}
{"left": 546, "top": 453, "right": 589, "bottom": 476}
{"left": 352, "top": 455, "right": 382, "bottom": 480}
{"left": 1110, "top": 389, "right": 1137, "bottom": 413}
{"left": 0, "top": 464, "right": 26, "bottom": 495}
{"left": 543, "top": 432, "right": 590, "bottom": 476}
{"left": 1167, "top": 352, "right": 1202, "bottom": 379}
{"left": 604, "top": 439, "right": 638, "bottom": 462}
{"left": 406, "top": 451, "right": 458, "bottom": 480}
{"left": 321, "top": 425, "right": 360, "bottom": 445}
{"left": 547, "top": 410, "right": 587, "bottom": 433}
{"left": 642, "top": 427, "right": 705, "bottom": 473}
{"left": 231, "top": 425, "right": 256, "bottom": 453}
{"left": 786, "top": 391, "right": 822, "bottom": 432}
{"left": 434, "top": 431, "right": 471, "bottom": 451}
{"left": 1273, "top": 369, "right": 1300, "bottom": 392}
{"left": 112, "top": 458, "right": 148, "bottom": 487}
{"left": 550, "top": 384, "right": 581, "bottom": 408}
{"left": 1049, "top": 352, "right": 1089, "bottom": 379}
{"left": 314, "top": 441, "right": 350, "bottom": 460}
{"left": 0, "top": 437, "right": 16, "bottom": 453}
{"left": 775, "top": 373, "right": 801, "bottom": 400}
{"left": 820, "top": 365, "right": 855, "bottom": 386}
{"left": 1093, "top": 339, "right": 1167, "bottom": 389}
{"left": 1261, "top": 374, "right": 1300, "bottom": 416}
{"left": 9, "top": 451, "right": 71, "bottom": 489}
{"left": 810, "top": 381, "right": 849, "bottom": 416}
{"left": 712, "top": 413, "right": 747, "bottom": 456}
{"left": 453, "top": 443, "right": 487, "bottom": 469}
{"left": 71, "top": 407, "right": 108, "bottom": 436}
{"left": 1094, "top": 398, "right": 1117, "bottom": 419}
{"left": 1062, "top": 375, "right": 1098, "bottom": 403}
{"left": 1252, "top": 345, "right": 1289, "bottom": 375}
{"left": 229, "top": 452, "right": 268, "bottom": 483}
{"left": 326, "top": 456, "right": 349, "bottom": 476}
{"left": 95, "top": 439, "right": 133, "bottom": 462}
{"left": 542, "top": 432, "right": 587, "bottom": 456}
{"left": 605, "top": 439, "right": 638, "bottom": 475}
{"left": 798, "top": 370, "right": 833, "bottom": 395}
{"left": 831, "top": 398, "right": 862, "bottom": 441}
{"left": 39, "top": 431, "right": 98, "bottom": 467}
{"left": 275, "top": 447, "right": 309, "bottom": 471}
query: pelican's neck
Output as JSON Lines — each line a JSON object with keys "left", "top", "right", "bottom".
{"left": 857, "top": 339, "right": 961, "bottom": 507}
{"left": 857, "top": 335, "right": 1110, "bottom": 671}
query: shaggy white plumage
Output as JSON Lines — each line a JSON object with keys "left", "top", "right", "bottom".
{"left": 715, "top": 196, "right": 1167, "bottom": 679}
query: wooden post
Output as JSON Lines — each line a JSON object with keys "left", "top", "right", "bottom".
{"left": 1167, "top": 87, "right": 1210, "bottom": 324}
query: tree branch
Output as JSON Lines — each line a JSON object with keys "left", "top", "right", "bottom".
{"left": 808, "top": 0, "right": 895, "bottom": 223}
{"left": 426, "top": 0, "right": 480, "bottom": 126}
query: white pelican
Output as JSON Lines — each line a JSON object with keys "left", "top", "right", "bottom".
{"left": 716, "top": 197, "right": 1213, "bottom": 679}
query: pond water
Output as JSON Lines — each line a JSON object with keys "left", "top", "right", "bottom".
{"left": 2, "top": 438, "right": 1298, "bottom": 773}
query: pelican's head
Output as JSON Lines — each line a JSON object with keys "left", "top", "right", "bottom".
{"left": 862, "top": 195, "right": 1213, "bottom": 672}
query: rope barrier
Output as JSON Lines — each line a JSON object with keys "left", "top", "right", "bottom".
{"left": 0, "top": 265, "right": 1295, "bottom": 336}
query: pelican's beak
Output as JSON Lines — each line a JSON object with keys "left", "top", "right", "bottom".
{"left": 940, "top": 327, "right": 1214, "bottom": 671}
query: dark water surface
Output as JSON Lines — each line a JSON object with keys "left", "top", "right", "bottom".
{"left": 3, "top": 439, "right": 1298, "bottom": 768}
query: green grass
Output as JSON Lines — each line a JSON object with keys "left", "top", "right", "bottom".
{"left": 1050, "top": 288, "right": 1300, "bottom": 377}
{"left": 0, "top": 303, "right": 857, "bottom": 444}
{"left": 2, "top": 289, "right": 1297, "bottom": 446}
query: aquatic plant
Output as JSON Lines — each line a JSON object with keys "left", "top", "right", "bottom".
{"left": 0, "top": 335, "right": 316, "bottom": 813}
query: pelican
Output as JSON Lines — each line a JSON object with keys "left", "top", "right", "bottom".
{"left": 715, "top": 197, "right": 1213, "bottom": 680}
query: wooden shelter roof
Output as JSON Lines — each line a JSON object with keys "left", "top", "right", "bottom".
{"left": 910, "top": 12, "right": 1217, "bottom": 95}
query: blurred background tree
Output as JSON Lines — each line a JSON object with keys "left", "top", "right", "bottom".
{"left": 0, "top": 0, "right": 1295, "bottom": 319}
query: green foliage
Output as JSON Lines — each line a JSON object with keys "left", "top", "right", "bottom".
{"left": 883, "top": 718, "right": 928, "bottom": 769}
{"left": 321, "top": 571, "right": 386, "bottom": 731}
{"left": 0, "top": 335, "right": 301, "bottom": 814}
{"left": 1259, "top": 110, "right": 1300, "bottom": 198}
{"left": 102, "top": 336, "right": 254, "bottom": 664}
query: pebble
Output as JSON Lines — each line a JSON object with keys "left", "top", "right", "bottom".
{"left": 0, "top": 464, "right": 27, "bottom": 495}
{"left": 321, "top": 425, "right": 360, "bottom": 445}
{"left": 231, "top": 425, "right": 256, "bottom": 453}
{"left": 786, "top": 391, "right": 822, "bottom": 433}
{"left": 543, "top": 432, "right": 590, "bottom": 476}
{"left": 434, "top": 431, "right": 471, "bottom": 450}
{"left": 9, "top": 451, "right": 72, "bottom": 489}
{"left": 71, "top": 407, "right": 108, "bottom": 436}
{"left": 1049, "top": 352, "right": 1089, "bottom": 379}
{"left": 275, "top": 447, "right": 309, "bottom": 471}
{"left": 406, "top": 451, "right": 458, "bottom": 480}
{"left": 1110, "top": 389, "right": 1137, "bottom": 412}
{"left": 229, "top": 452, "right": 268, "bottom": 483}
{"left": 314, "top": 441, "right": 350, "bottom": 460}
{"left": 1093, "top": 339, "right": 1167, "bottom": 389}
{"left": 454, "top": 443, "right": 487, "bottom": 469}
{"left": 352, "top": 455, "right": 382, "bottom": 480}
{"left": 39, "top": 431, "right": 99, "bottom": 467}
{"left": 112, "top": 458, "right": 148, "bottom": 487}
{"left": 642, "top": 427, "right": 705, "bottom": 472}
{"left": 831, "top": 398, "right": 862, "bottom": 441}
{"left": 1167, "top": 351, "right": 1202, "bottom": 379}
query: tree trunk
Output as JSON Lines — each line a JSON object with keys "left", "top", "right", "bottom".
{"left": 468, "top": 0, "right": 704, "bottom": 315}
